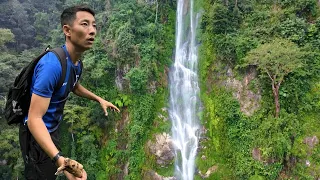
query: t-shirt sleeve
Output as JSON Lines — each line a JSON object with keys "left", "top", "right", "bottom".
{"left": 32, "top": 52, "right": 62, "bottom": 98}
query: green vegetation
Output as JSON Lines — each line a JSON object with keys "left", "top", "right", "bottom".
{"left": 0, "top": 0, "right": 175, "bottom": 179}
{"left": 198, "top": 0, "right": 320, "bottom": 179}
{"left": 241, "top": 38, "right": 305, "bottom": 118}
{"left": 1, "top": 0, "right": 320, "bottom": 179}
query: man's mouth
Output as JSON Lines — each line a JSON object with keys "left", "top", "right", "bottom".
{"left": 87, "top": 37, "right": 95, "bottom": 43}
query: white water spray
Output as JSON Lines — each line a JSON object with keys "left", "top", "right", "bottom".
{"left": 169, "top": 0, "right": 201, "bottom": 179}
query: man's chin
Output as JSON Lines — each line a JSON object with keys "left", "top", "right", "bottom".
{"left": 74, "top": 43, "right": 94, "bottom": 52}
{"left": 82, "top": 44, "right": 93, "bottom": 51}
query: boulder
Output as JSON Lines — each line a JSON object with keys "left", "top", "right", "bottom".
{"left": 199, "top": 165, "right": 218, "bottom": 178}
{"left": 148, "top": 133, "right": 175, "bottom": 166}
{"left": 304, "top": 136, "right": 319, "bottom": 148}
{"left": 143, "top": 170, "right": 176, "bottom": 180}
{"left": 252, "top": 147, "right": 262, "bottom": 161}
{"left": 224, "top": 67, "right": 261, "bottom": 116}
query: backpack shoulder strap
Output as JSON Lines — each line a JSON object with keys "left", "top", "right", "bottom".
{"left": 79, "top": 59, "right": 83, "bottom": 80}
{"left": 50, "top": 47, "right": 67, "bottom": 91}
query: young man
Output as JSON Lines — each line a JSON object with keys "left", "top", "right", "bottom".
{"left": 19, "top": 5, "right": 120, "bottom": 180}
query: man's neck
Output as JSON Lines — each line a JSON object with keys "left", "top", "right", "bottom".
{"left": 65, "top": 41, "right": 83, "bottom": 65}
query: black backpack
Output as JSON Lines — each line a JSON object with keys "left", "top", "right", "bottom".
{"left": 4, "top": 47, "right": 68, "bottom": 125}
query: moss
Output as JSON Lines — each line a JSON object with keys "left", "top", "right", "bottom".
{"left": 156, "top": 163, "right": 175, "bottom": 177}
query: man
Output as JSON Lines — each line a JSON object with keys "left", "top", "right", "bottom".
{"left": 19, "top": 5, "right": 120, "bottom": 180}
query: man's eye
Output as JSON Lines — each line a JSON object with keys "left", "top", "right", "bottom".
{"left": 81, "top": 23, "right": 88, "bottom": 26}
{"left": 93, "top": 24, "right": 97, "bottom": 28}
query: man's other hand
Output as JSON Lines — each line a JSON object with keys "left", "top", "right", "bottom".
{"left": 99, "top": 99, "right": 120, "bottom": 116}
{"left": 64, "top": 169, "right": 87, "bottom": 180}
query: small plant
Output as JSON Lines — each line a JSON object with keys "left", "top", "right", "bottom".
{"left": 114, "top": 94, "right": 132, "bottom": 108}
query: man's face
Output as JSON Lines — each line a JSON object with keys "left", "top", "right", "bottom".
{"left": 66, "top": 11, "right": 96, "bottom": 51}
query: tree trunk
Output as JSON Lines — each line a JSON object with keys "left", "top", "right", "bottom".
{"left": 155, "top": 0, "right": 158, "bottom": 23}
{"left": 272, "top": 83, "right": 280, "bottom": 118}
{"left": 105, "top": 0, "right": 111, "bottom": 13}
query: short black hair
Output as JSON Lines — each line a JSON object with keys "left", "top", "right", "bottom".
{"left": 60, "top": 5, "right": 95, "bottom": 27}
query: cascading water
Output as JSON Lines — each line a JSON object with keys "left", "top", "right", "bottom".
{"left": 169, "top": 0, "right": 201, "bottom": 179}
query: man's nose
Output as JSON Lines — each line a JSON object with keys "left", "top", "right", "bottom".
{"left": 89, "top": 25, "right": 96, "bottom": 36}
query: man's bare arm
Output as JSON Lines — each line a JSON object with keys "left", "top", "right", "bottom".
{"left": 72, "top": 83, "right": 120, "bottom": 115}
{"left": 72, "top": 83, "right": 104, "bottom": 102}
{"left": 27, "top": 94, "right": 60, "bottom": 159}
{"left": 28, "top": 93, "right": 85, "bottom": 179}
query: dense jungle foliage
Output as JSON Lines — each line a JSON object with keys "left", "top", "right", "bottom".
{"left": 198, "top": 0, "right": 320, "bottom": 179}
{"left": 0, "top": 0, "right": 175, "bottom": 179}
{"left": 1, "top": 0, "right": 320, "bottom": 179}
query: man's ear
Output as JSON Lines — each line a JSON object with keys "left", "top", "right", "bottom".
{"left": 63, "top": 25, "right": 71, "bottom": 37}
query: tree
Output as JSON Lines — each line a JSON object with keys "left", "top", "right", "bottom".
{"left": 242, "top": 39, "right": 304, "bottom": 118}
{"left": 0, "top": 123, "right": 23, "bottom": 179}
{"left": 0, "top": 29, "right": 16, "bottom": 113}
{"left": 0, "top": 0, "right": 35, "bottom": 50}
{"left": 0, "top": 28, "right": 14, "bottom": 48}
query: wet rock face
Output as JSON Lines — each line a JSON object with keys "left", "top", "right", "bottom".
{"left": 252, "top": 147, "right": 262, "bottom": 161}
{"left": 115, "top": 64, "right": 130, "bottom": 91}
{"left": 224, "top": 67, "right": 261, "bottom": 116}
{"left": 304, "top": 136, "right": 319, "bottom": 148}
{"left": 251, "top": 147, "right": 277, "bottom": 165}
{"left": 198, "top": 165, "right": 218, "bottom": 179}
{"left": 303, "top": 135, "right": 319, "bottom": 166}
{"left": 302, "top": 135, "right": 319, "bottom": 177}
{"left": 148, "top": 133, "right": 175, "bottom": 166}
{"left": 143, "top": 170, "right": 176, "bottom": 180}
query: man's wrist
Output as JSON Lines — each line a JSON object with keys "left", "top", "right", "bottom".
{"left": 52, "top": 151, "right": 62, "bottom": 164}
{"left": 56, "top": 156, "right": 66, "bottom": 167}
{"left": 96, "top": 96, "right": 103, "bottom": 102}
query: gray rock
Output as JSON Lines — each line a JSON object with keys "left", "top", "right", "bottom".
{"left": 148, "top": 133, "right": 175, "bottom": 166}
{"left": 252, "top": 147, "right": 262, "bottom": 161}
{"left": 144, "top": 170, "right": 176, "bottom": 180}
{"left": 223, "top": 67, "right": 261, "bottom": 116}
{"left": 304, "top": 136, "right": 319, "bottom": 148}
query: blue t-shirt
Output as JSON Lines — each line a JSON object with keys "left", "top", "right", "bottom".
{"left": 24, "top": 45, "right": 82, "bottom": 132}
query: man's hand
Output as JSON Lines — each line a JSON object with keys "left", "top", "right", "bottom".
{"left": 72, "top": 83, "right": 120, "bottom": 116}
{"left": 64, "top": 169, "right": 87, "bottom": 180}
{"left": 56, "top": 157, "right": 86, "bottom": 179}
{"left": 99, "top": 99, "right": 120, "bottom": 116}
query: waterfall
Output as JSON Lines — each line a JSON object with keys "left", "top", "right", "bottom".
{"left": 169, "top": 0, "right": 201, "bottom": 179}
